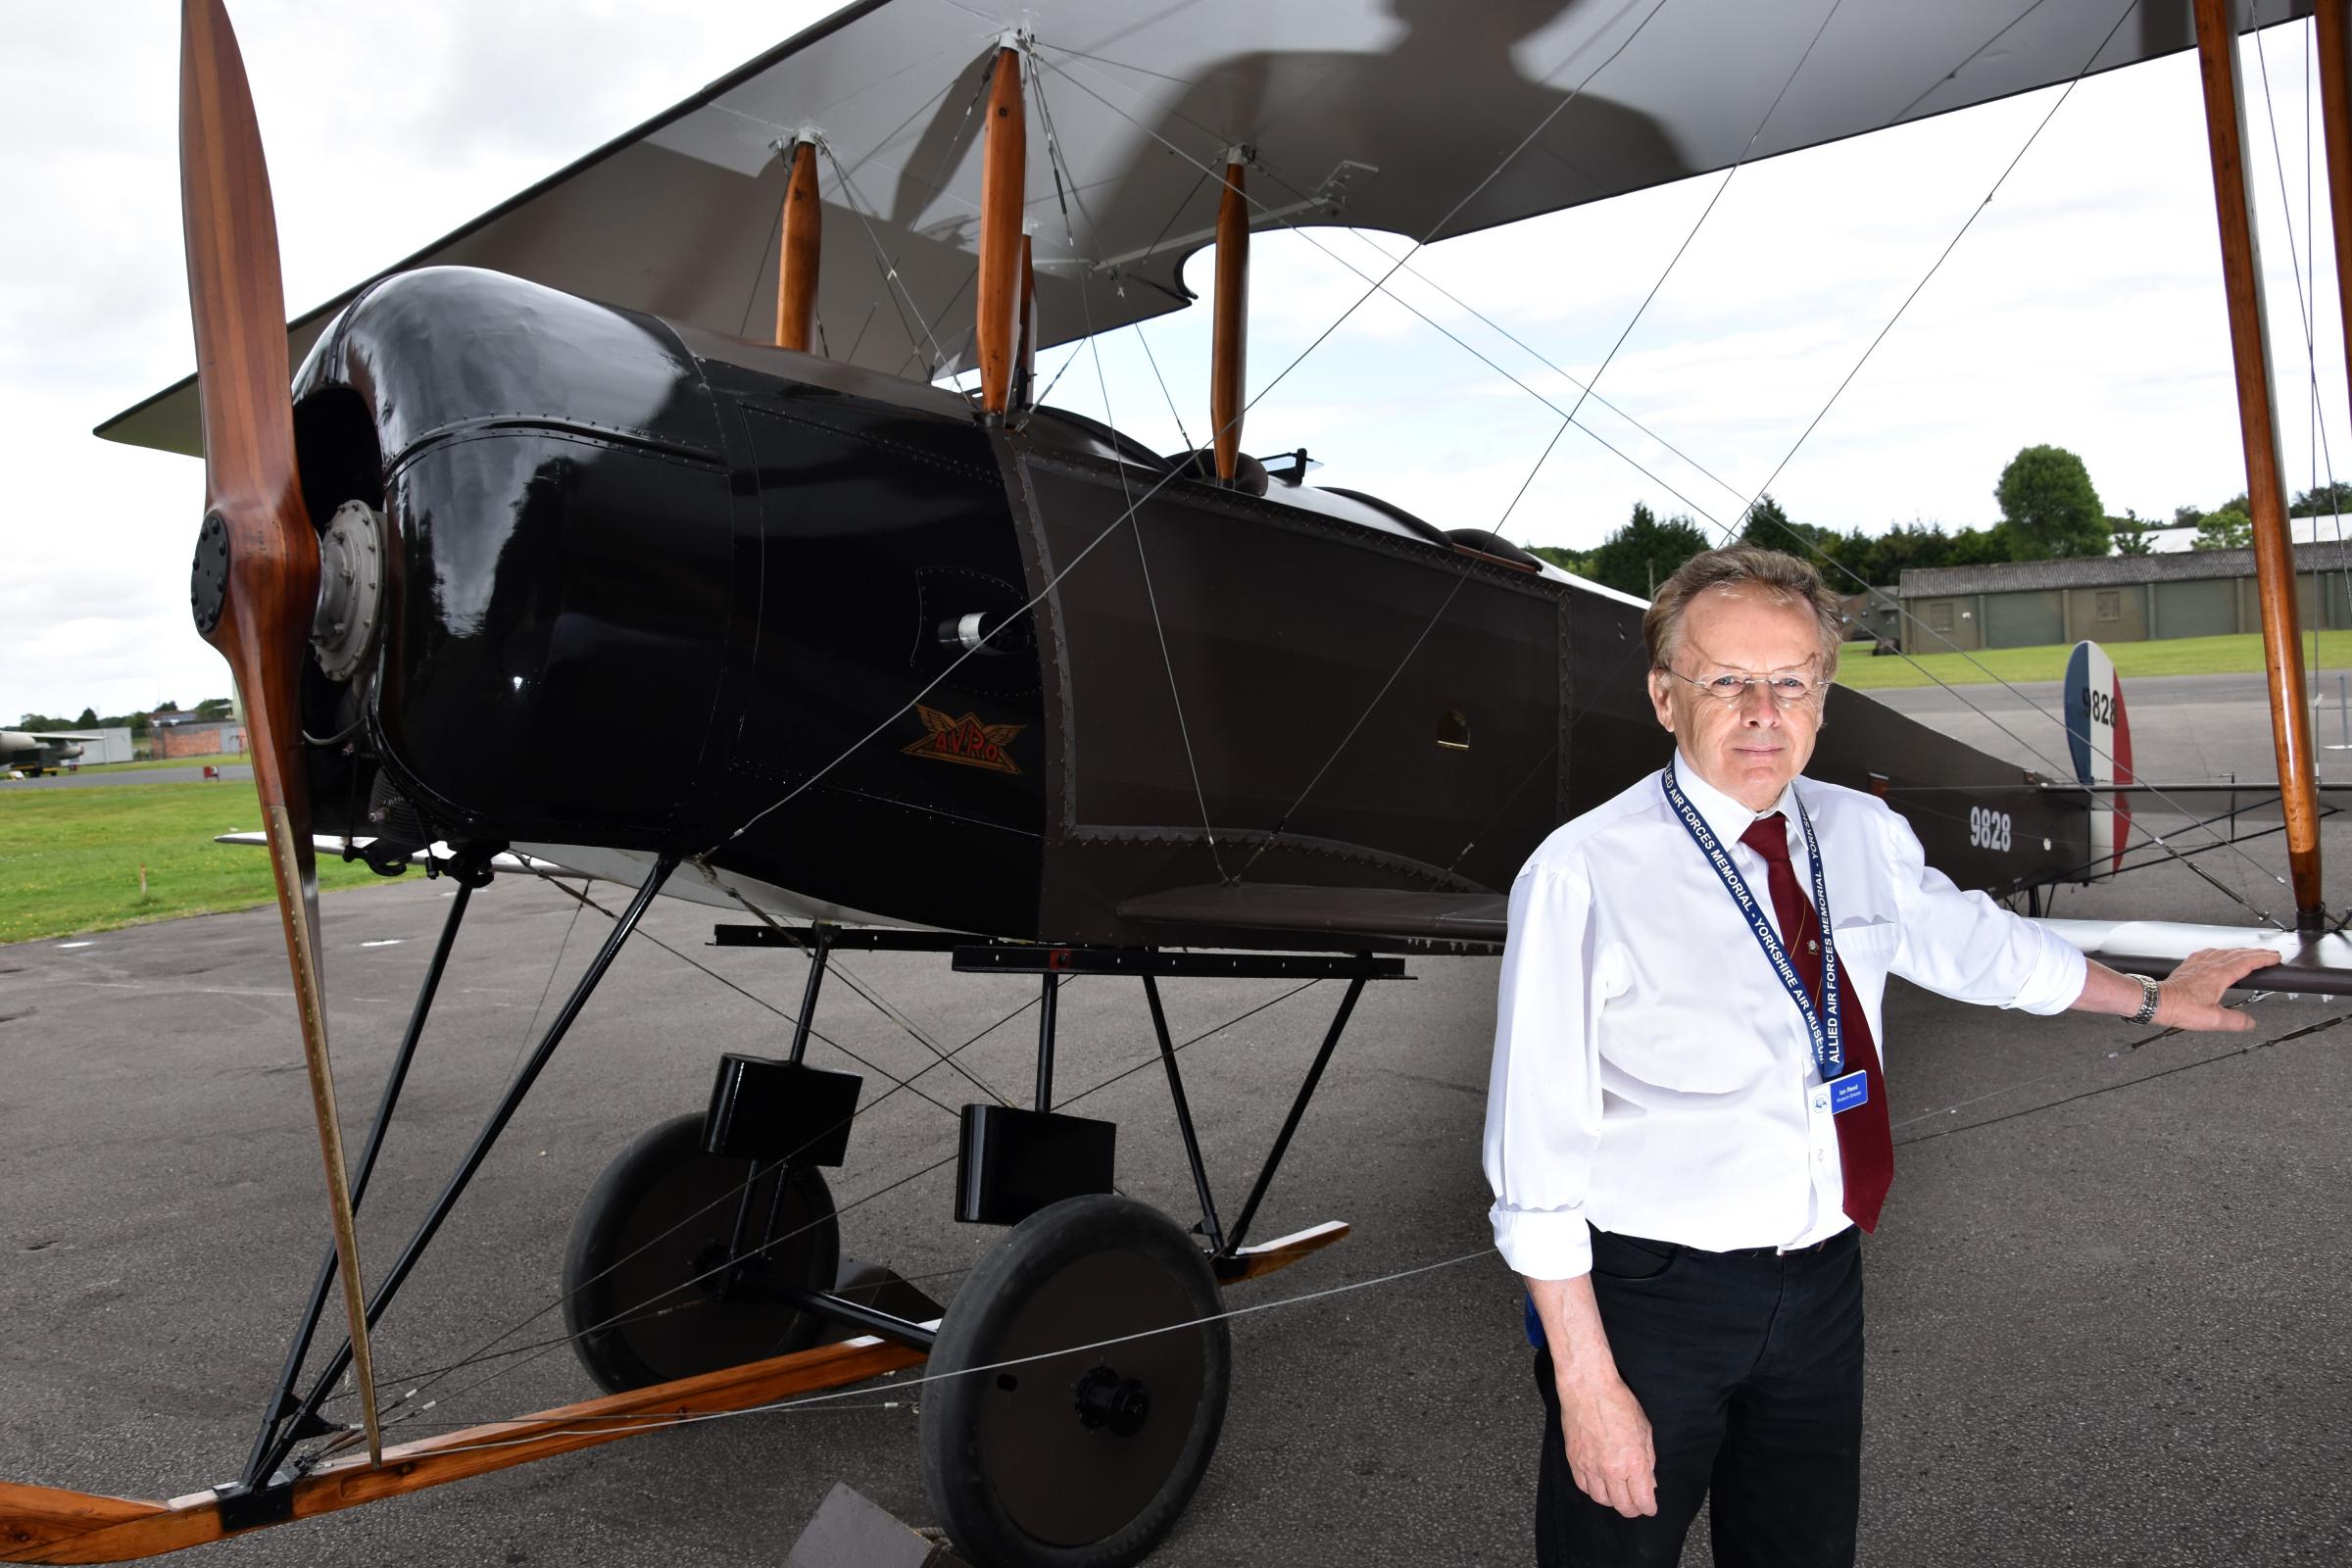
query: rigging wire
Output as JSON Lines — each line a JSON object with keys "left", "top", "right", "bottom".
{"left": 336, "top": 1244, "right": 1501, "bottom": 1460}
{"left": 711, "top": 0, "right": 1679, "bottom": 854}
{"left": 1025, "top": 31, "right": 2287, "bottom": 904}
{"left": 717, "top": 885, "right": 1016, "bottom": 1107}
{"left": 1030, "top": 48, "right": 1231, "bottom": 884}
{"left": 1897, "top": 1003, "right": 2346, "bottom": 1149}
{"left": 535, "top": 876, "right": 967, "bottom": 1119}
{"left": 1038, "top": 22, "right": 2228, "bottom": 829}
{"left": 2251, "top": 8, "right": 2352, "bottom": 766}
{"left": 324, "top": 973, "right": 1327, "bottom": 1439}
{"left": 1224, "top": 0, "right": 1842, "bottom": 877}
{"left": 814, "top": 136, "right": 952, "bottom": 375}
{"left": 1033, "top": 24, "right": 2293, "bottom": 920}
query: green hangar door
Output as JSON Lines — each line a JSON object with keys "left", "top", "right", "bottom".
{"left": 1984, "top": 589, "right": 2063, "bottom": 649}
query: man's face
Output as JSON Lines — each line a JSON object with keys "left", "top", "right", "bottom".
{"left": 1646, "top": 587, "right": 1828, "bottom": 812}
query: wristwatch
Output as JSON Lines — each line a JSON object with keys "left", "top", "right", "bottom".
{"left": 2126, "top": 973, "right": 2162, "bottom": 1026}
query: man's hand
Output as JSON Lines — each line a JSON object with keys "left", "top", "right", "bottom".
{"left": 2073, "top": 948, "right": 2278, "bottom": 1032}
{"left": 1555, "top": 1363, "right": 1657, "bottom": 1518}
{"left": 2155, "top": 947, "right": 2279, "bottom": 1033}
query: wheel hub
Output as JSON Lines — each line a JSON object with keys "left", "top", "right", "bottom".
{"left": 1073, "top": 1365, "right": 1151, "bottom": 1438}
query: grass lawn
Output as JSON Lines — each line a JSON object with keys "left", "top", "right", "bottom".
{"left": 1, "top": 776, "right": 392, "bottom": 945}
{"left": 78, "top": 752, "right": 248, "bottom": 773}
{"left": 1836, "top": 629, "right": 2352, "bottom": 690}
{"left": 7, "top": 753, "right": 246, "bottom": 778}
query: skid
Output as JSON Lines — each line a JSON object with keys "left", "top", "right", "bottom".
{"left": 0, "top": 1227, "right": 1349, "bottom": 1564}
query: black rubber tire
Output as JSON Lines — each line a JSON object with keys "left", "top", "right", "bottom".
{"left": 562, "top": 1112, "right": 840, "bottom": 1395}
{"left": 920, "top": 1195, "right": 1231, "bottom": 1568}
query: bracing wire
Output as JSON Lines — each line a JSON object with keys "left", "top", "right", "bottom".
{"left": 1029, "top": 47, "right": 1232, "bottom": 884}
{"left": 320, "top": 968, "right": 1329, "bottom": 1445}
{"left": 1033, "top": 7, "right": 2295, "bottom": 920}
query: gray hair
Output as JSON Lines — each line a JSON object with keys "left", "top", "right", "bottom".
{"left": 1642, "top": 546, "right": 1845, "bottom": 679}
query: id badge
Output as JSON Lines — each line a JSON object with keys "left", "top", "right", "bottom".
{"left": 1827, "top": 1068, "right": 1869, "bottom": 1114}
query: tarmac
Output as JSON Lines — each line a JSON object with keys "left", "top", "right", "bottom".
{"left": 1, "top": 676, "right": 2346, "bottom": 1566}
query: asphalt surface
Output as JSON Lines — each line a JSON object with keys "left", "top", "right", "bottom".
{"left": 2, "top": 686, "right": 2347, "bottom": 1566}
{"left": 0, "top": 762, "right": 251, "bottom": 790}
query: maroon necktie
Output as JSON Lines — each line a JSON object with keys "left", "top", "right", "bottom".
{"left": 1737, "top": 812, "right": 1893, "bottom": 1232}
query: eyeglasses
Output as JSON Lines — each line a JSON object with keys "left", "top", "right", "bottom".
{"left": 1657, "top": 664, "right": 1824, "bottom": 709}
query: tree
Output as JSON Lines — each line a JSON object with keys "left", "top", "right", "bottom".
{"left": 1739, "top": 493, "right": 1807, "bottom": 552}
{"left": 1526, "top": 544, "right": 1594, "bottom": 577}
{"left": 1858, "top": 521, "right": 1958, "bottom": 583}
{"left": 2191, "top": 506, "right": 2252, "bottom": 551}
{"left": 1948, "top": 525, "right": 2014, "bottom": 566}
{"left": 1995, "top": 444, "right": 2109, "bottom": 559}
{"left": 2108, "top": 509, "right": 2159, "bottom": 557}
{"left": 1589, "top": 502, "right": 1710, "bottom": 599}
{"left": 194, "top": 697, "right": 235, "bottom": 720}
{"left": 2292, "top": 480, "right": 2352, "bottom": 517}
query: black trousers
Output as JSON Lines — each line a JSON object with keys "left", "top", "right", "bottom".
{"left": 1534, "top": 1227, "right": 1864, "bottom": 1568}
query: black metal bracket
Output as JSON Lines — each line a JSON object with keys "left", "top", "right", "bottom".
{"left": 955, "top": 946, "right": 1404, "bottom": 979}
{"left": 1143, "top": 975, "right": 1225, "bottom": 1254}
{"left": 711, "top": 924, "right": 985, "bottom": 952}
{"left": 214, "top": 1475, "right": 296, "bottom": 1533}
{"left": 1215, "top": 975, "right": 1369, "bottom": 1260}
{"left": 769, "top": 1282, "right": 939, "bottom": 1350}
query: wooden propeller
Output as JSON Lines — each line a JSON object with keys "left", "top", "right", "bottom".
{"left": 178, "top": 0, "right": 382, "bottom": 1462}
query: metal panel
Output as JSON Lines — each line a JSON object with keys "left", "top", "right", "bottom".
{"left": 2155, "top": 577, "right": 2238, "bottom": 639}
{"left": 1982, "top": 589, "right": 2063, "bottom": 649}
{"left": 2068, "top": 584, "right": 2148, "bottom": 643}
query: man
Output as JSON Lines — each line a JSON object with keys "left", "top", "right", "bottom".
{"left": 1482, "top": 546, "right": 2274, "bottom": 1567}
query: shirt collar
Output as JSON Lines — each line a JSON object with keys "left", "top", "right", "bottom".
{"left": 1670, "top": 750, "right": 1800, "bottom": 847}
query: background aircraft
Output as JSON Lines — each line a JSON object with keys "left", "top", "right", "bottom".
{"left": 0, "top": 729, "right": 94, "bottom": 775}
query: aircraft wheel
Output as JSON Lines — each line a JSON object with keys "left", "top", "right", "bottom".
{"left": 562, "top": 1112, "right": 840, "bottom": 1394}
{"left": 920, "top": 1195, "right": 1230, "bottom": 1568}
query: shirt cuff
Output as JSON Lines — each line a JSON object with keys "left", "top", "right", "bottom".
{"left": 1491, "top": 1205, "right": 1592, "bottom": 1279}
{"left": 2005, "top": 927, "right": 2089, "bottom": 1014}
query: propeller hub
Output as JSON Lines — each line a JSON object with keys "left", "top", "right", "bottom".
{"left": 190, "top": 513, "right": 230, "bottom": 636}
{"left": 312, "top": 500, "right": 386, "bottom": 682}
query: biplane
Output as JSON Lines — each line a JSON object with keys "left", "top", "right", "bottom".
{"left": 10, "top": 0, "right": 2352, "bottom": 1563}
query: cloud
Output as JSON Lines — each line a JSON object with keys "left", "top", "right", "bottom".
{"left": 6, "top": 5, "right": 2347, "bottom": 718}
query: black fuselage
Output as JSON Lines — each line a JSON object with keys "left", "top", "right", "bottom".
{"left": 289, "top": 268, "right": 2084, "bottom": 948}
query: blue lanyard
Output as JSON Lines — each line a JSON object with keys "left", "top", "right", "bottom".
{"left": 1660, "top": 760, "right": 1843, "bottom": 1080}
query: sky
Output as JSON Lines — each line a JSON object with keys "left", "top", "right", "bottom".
{"left": 4, "top": 2, "right": 2350, "bottom": 721}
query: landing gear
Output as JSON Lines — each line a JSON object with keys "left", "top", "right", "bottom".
{"left": 920, "top": 1195, "right": 1231, "bottom": 1568}
{"left": 563, "top": 1112, "right": 841, "bottom": 1394}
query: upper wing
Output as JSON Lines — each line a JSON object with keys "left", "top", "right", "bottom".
{"left": 101, "top": 0, "right": 2285, "bottom": 456}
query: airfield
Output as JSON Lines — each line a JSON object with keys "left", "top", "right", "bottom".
{"left": 2, "top": 677, "right": 2347, "bottom": 1567}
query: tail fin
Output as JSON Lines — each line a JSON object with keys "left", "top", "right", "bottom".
{"left": 2065, "top": 641, "right": 2134, "bottom": 875}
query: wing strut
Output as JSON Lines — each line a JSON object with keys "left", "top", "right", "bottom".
{"left": 775, "top": 136, "right": 820, "bottom": 352}
{"left": 1211, "top": 152, "right": 1249, "bottom": 481}
{"left": 2192, "top": 0, "right": 2325, "bottom": 930}
{"left": 975, "top": 42, "right": 1025, "bottom": 416}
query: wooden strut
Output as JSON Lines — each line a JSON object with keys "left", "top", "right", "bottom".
{"left": 1211, "top": 157, "right": 1249, "bottom": 481}
{"left": 975, "top": 45, "right": 1025, "bottom": 415}
{"left": 2192, "top": 0, "right": 2325, "bottom": 929}
{"left": 0, "top": 1227, "right": 1348, "bottom": 1564}
{"left": 774, "top": 138, "right": 821, "bottom": 352}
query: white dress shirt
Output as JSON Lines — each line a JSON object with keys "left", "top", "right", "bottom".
{"left": 1483, "top": 755, "right": 2087, "bottom": 1280}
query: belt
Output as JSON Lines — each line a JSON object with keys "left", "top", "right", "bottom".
{"left": 1599, "top": 1226, "right": 1853, "bottom": 1262}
